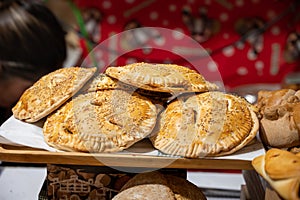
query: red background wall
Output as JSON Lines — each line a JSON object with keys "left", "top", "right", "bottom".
{"left": 72, "top": 0, "right": 300, "bottom": 89}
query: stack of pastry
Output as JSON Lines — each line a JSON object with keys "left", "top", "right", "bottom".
{"left": 252, "top": 148, "right": 300, "bottom": 200}
{"left": 12, "top": 62, "right": 259, "bottom": 157}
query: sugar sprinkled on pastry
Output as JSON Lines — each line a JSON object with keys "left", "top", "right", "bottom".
{"left": 12, "top": 67, "right": 96, "bottom": 123}
{"left": 43, "top": 90, "right": 157, "bottom": 152}
{"left": 105, "top": 62, "right": 219, "bottom": 94}
{"left": 150, "top": 91, "right": 259, "bottom": 157}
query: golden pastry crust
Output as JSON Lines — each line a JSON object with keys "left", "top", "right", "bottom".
{"left": 80, "top": 73, "right": 135, "bottom": 93}
{"left": 12, "top": 67, "right": 96, "bottom": 123}
{"left": 264, "top": 148, "right": 300, "bottom": 180}
{"left": 43, "top": 90, "right": 157, "bottom": 152}
{"left": 81, "top": 72, "right": 181, "bottom": 104}
{"left": 150, "top": 91, "right": 259, "bottom": 157}
{"left": 105, "top": 62, "right": 219, "bottom": 94}
{"left": 252, "top": 149, "right": 300, "bottom": 200}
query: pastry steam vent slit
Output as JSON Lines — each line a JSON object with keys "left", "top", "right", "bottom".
{"left": 108, "top": 116, "right": 124, "bottom": 127}
{"left": 65, "top": 128, "right": 73, "bottom": 135}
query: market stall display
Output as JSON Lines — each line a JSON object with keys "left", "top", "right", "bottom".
{"left": 0, "top": 63, "right": 279, "bottom": 199}
{"left": 9, "top": 63, "right": 259, "bottom": 158}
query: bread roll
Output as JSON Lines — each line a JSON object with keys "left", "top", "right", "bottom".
{"left": 256, "top": 89, "right": 300, "bottom": 148}
{"left": 113, "top": 171, "right": 207, "bottom": 200}
{"left": 252, "top": 148, "right": 300, "bottom": 200}
{"left": 264, "top": 148, "right": 300, "bottom": 179}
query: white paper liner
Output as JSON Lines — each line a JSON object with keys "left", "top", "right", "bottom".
{"left": 0, "top": 116, "right": 57, "bottom": 152}
{"left": 0, "top": 116, "right": 265, "bottom": 160}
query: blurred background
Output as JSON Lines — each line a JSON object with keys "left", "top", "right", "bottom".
{"left": 47, "top": 0, "right": 300, "bottom": 95}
